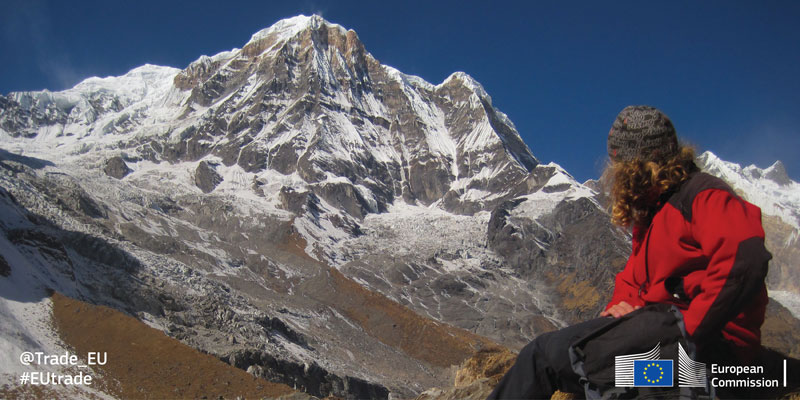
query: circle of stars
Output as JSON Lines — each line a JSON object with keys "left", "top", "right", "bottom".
{"left": 643, "top": 362, "right": 665, "bottom": 384}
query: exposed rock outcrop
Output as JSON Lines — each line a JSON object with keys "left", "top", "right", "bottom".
{"left": 228, "top": 349, "right": 389, "bottom": 399}
{"left": 194, "top": 160, "right": 223, "bottom": 193}
{"left": 103, "top": 156, "right": 132, "bottom": 179}
{"left": 0, "top": 254, "right": 10, "bottom": 277}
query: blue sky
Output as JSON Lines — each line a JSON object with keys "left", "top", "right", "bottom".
{"left": 1, "top": 0, "right": 798, "bottom": 182}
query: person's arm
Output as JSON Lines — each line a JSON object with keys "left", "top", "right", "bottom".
{"left": 603, "top": 242, "right": 646, "bottom": 317}
{"left": 681, "top": 189, "right": 771, "bottom": 341}
{"left": 606, "top": 260, "right": 644, "bottom": 308}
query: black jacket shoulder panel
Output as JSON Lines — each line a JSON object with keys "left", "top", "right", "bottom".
{"left": 667, "top": 172, "right": 736, "bottom": 222}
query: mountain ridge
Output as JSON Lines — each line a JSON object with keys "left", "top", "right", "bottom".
{"left": 2, "top": 14, "right": 540, "bottom": 220}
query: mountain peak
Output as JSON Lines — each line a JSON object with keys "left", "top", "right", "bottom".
{"left": 697, "top": 151, "right": 799, "bottom": 229}
{"left": 440, "top": 72, "right": 490, "bottom": 102}
{"left": 765, "top": 160, "right": 792, "bottom": 186}
{"left": 247, "top": 14, "right": 347, "bottom": 46}
{"left": 174, "top": 14, "right": 366, "bottom": 95}
{"left": 700, "top": 151, "right": 792, "bottom": 187}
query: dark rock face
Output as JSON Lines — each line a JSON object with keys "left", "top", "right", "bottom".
{"left": 194, "top": 161, "right": 223, "bottom": 193}
{"left": 237, "top": 142, "right": 268, "bottom": 172}
{"left": 0, "top": 254, "right": 11, "bottom": 277}
{"left": 7, "top": 228, "right": 73, "bottom": 272}
{"left": 227, "top": 349, "right": 390, "bottom": 400}
{"left": 63, "top": 231, "right": 142, "bottom": 273}
{"left": 408, "top": 159, "right": 452, "bottom": 206}
{"left": 103, "top": 156, "right": 132, "bottom": 179}
{"left": 0, "top": 88, "right": 132, "bottom": 139}
{"left": 0, "top": 95, "right": 36, "bottom": 137}
{"left": 279, "top": 186, "right": 320, "bottom": 215}
{"left": 256, "top": 315, "right": 310, "bottom": 348}
{"left": 31, "top": 173, "right": 108, "bottom": 219}
{"left": 311, "top": 181, "right": 373, "bottom": 220}
{"left": 0, "top": 94, "right": 67, "bottom": 138}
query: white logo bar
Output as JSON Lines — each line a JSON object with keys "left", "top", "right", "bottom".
{"left": 678, "top": 343, "right": 707, "bottom": 387}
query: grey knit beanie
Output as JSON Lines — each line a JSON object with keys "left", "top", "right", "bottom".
{"left": 607, "top": 105, "right": 678, "bottom": 162}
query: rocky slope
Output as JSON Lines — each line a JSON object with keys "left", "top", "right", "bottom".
{"left": 1, "top": 14, "right": 798, "bottom": 399}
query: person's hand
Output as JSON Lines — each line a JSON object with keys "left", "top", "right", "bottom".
{"left": 600, "top": 301, "right": 641, "bottom": 318}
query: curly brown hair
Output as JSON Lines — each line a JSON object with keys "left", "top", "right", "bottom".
{"left": 606, "top": 145, "right": 698, "bottom": 229}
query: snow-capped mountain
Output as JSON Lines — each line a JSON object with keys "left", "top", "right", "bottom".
{"left": 1, "top": 15, "right": 798, "bottom": 399}
{"left": 698, "top": 151, "right": 800, "bottom": 229}
{"left": 2, "top": 14, "right": 536, "bottom": 217}
{"left": 0, "top": 64, "right": 179, "bottom": 140}
{"left": 1, "top": 14, "right": 548, "bottom": 265}
{"left": 0, "top": 15, "right": 602, "bottom": 398}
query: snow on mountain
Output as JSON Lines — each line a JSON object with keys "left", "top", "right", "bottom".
{"left": 70, "top": 64, "right": 180, "bottom": 103}
{"left": 1, "top": 64, "right": 182, "bottom": 163}
{"left": 511, "top": 162, "right": 597, "bottom": 221}
{"left": 698, "top": 151, "right": 800, "bottom": 229}
{"left": 7, "top": 64, "right": 173, "bottom": 116}
{"left": 248, "top": 14, "right": 346, "bottom": 45}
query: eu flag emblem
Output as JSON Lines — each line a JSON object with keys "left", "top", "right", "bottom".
{"left": 633, "top": 359, "right": 673, "bottom": 387}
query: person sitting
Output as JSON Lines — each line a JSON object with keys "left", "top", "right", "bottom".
{"left": 487, "top": 105, "right": 774, "bottom": 399}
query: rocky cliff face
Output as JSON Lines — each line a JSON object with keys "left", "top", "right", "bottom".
{"left": 1, "top": 14, "right": 797, "bottom": 399}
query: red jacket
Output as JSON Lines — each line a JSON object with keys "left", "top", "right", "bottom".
{"left": 605, "top": 172, "right": 771, "bottom": 357}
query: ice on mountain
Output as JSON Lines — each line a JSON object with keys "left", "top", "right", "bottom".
{"left": 698, "top": 151, "right": 800, "bottom": 228}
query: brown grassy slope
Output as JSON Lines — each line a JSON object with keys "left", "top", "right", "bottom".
{"left": 453, "top": 346, "right": 516, "bottom": 388}
{"left": 320, "top": 267, "right": 495, "bottom": 368}
{"left": 50, "top": 292, "right": 299, "bottom": 399}
{"left": 288, "top": 230, "right": 499, "bottom": 370}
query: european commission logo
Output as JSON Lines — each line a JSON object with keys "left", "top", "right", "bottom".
{"left": 615, "top": 343, "right": 707, "bottom": 388}
{"left": 633, "top": 360, "right": 673, "bottom": 387}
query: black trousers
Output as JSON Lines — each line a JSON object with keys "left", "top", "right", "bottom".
{"left": 487, "top": 313, "right": 800, "bottom": 400}
{"left": 487, "top": 316, "right": 612, "bottom": 400}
